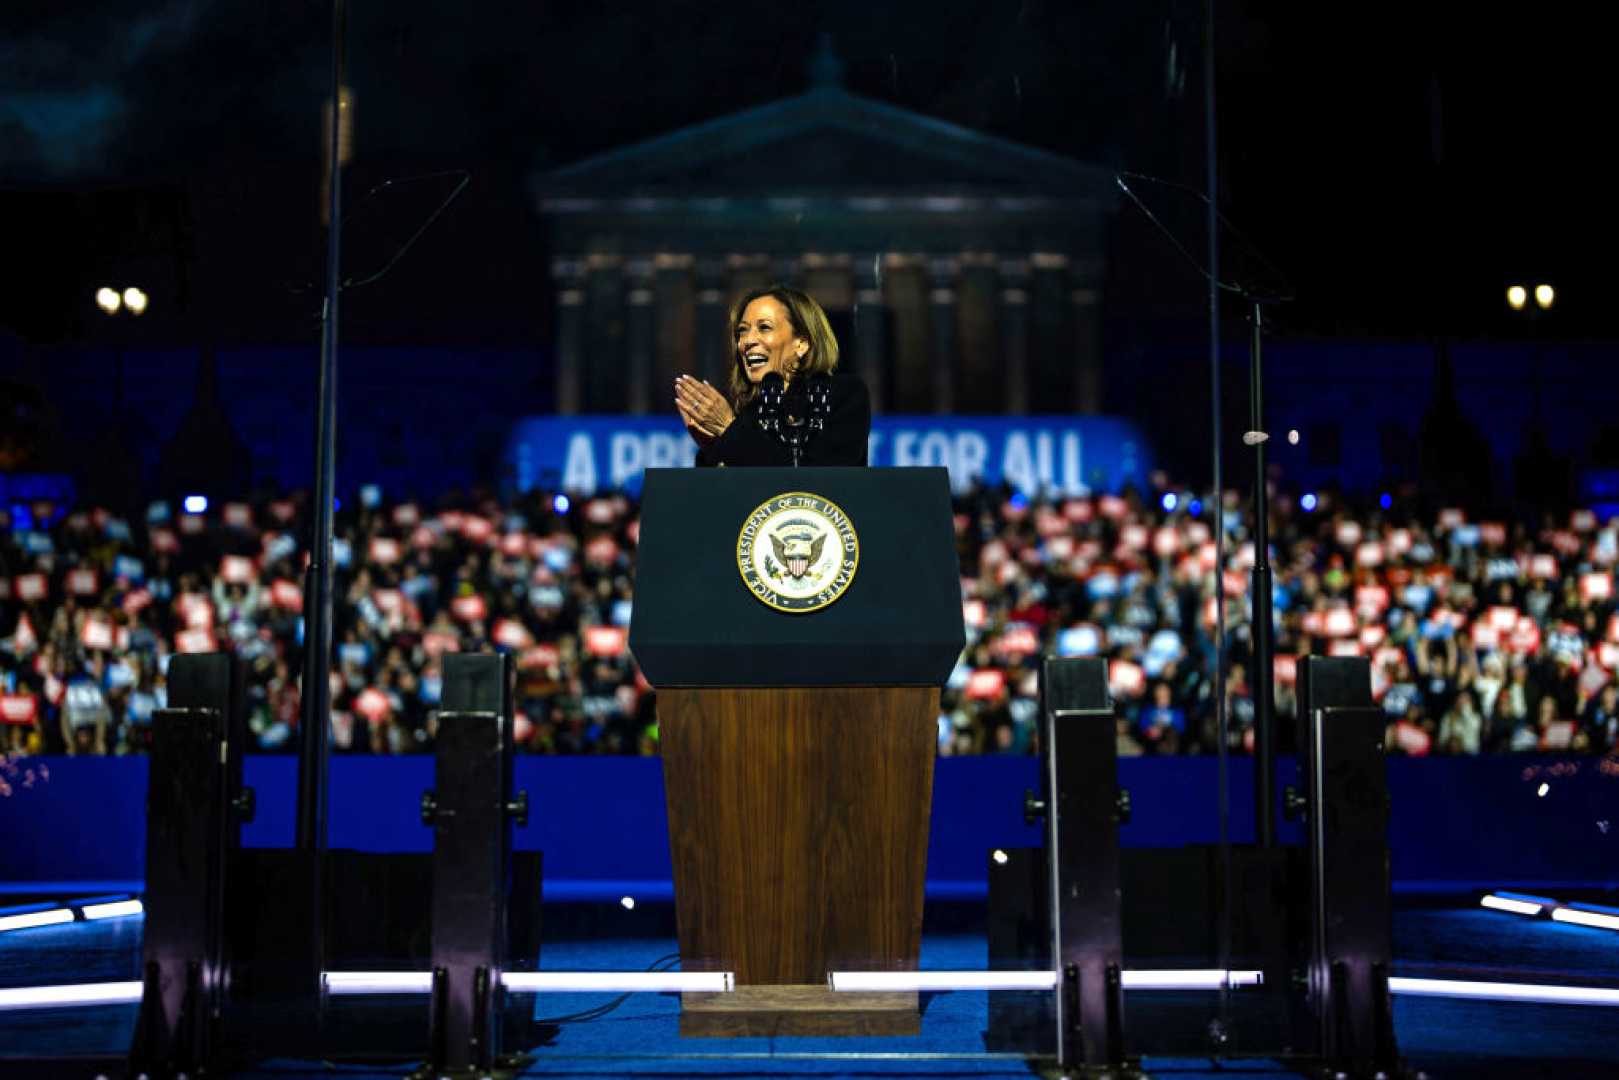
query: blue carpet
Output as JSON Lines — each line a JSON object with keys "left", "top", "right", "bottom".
{"left": 3, "top": 910, "right": 1618, "bottom": 1076}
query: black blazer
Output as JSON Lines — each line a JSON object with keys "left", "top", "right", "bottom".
{"left": 696, "top": 373, "right": 870, "bottom": 467}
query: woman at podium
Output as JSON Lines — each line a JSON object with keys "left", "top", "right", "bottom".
{"left": 674, "top": 285, "right": 870, "bottom": 466}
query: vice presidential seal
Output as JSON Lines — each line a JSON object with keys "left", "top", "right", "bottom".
{"left": 737, "top": 492, "right": 859, "bottom": 613}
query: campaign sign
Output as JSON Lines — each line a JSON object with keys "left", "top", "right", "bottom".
{"left": 506, "top": 415, "right": 1150, "bottom": 497}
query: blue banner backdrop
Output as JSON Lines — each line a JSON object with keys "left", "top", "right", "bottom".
{"left": 505, "top": 415, "right": 1151, "bottom": 497}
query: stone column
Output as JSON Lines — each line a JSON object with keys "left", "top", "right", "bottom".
{"left": 998, "top": 257, "right": 1031, "bottom": 415}
{"left": 1030, "top": 252, "right": 1070, "bottom": 414}
{"left": 552, "top": 256, "right": 586, "bottom": 414}
{"left": 695, "top": 256, "right": 729, "bottom": 387}
{"left": 654, "top": 253, "right": 695, "bottom": 394}
{"left": 957, "top": 252, "right": 999, "bottom": 413}
{"left": 583, "top": 252, "right": 624, "bottom": 412}
{"left": 853, "top": 252, "right": 888, "bottom": 413}
{"left": 625, "top": 256, "right": 655, "bottom": 414}
{"left": 928, "top": 257, "right": 959, "bottom": 414}
{"left": 1070, "top": 260, "right": 1104, "bottom": 413}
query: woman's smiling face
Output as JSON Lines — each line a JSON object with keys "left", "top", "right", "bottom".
{"left": 735, "top": 296, "right": 807, "bottom": 385}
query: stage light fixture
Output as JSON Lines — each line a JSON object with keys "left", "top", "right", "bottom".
{"left": 183, "top": 495, "right": 208, "bottom": 514}
{"left": 828, "top": 969, "right": 1264, "bottom": 993}
{"left": 0, "top": 981, "right": 142, "bottom": 1011}
{"left": 554, "top": 494, "right": 571, "bottom": 514}
{"left": 122, "top": 287, "right": 148, "bottom": 315}
{"left": 991, "top": 849, "right": 1009, "bottom": 865}
{"left": 322, "top": 970, "right": 735, "bottom": 996}
{"left": 1379, "top": 493, "right": 1392, "bottom": 510}
{"left": 620, "top": 896, "right": 636, "bottom": 910}
{"left": 1538, "top": 783, "right": 1549, "bottom": 797}
{"left": 1552, "top": 907, "right": 1619, "bottom": 931}
{"left": 81, "top": 899, "right": 143, "bottom": 921}
{"left": 1287, "top": 428, "right": 1299, "bottom": 445}
{"left": 95, "top": 287, "right": 122, "bottom": 314}
{"left": 0, "top": 908, "right": 75, "bottom": 933}
{"left": 1300, "top": 493, "right": 1318, "bottom": 512}
{"left": 1161, "top": 492, "right": 1177, "bottom": 512}
{"left": 1535, "top": 284, "right": 1555, "bottom": 309}
{"left": 1389, "top": 976, "right": 1619, "bottom": 1007}
{"left": 1480, "top": 894, "right": 1542, "bottom": 916}
{"left": 1507, "top": 285, "right": 1528, "bottom": 310}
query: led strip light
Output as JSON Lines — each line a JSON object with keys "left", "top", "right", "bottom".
{"left": 322, "top": 970, "right": 734, "bottom": 995}
{"left": 828, "top": 969, "right": 1266, "bottom": 992}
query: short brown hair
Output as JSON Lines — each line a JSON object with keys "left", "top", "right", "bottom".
{"left": 726, "top": 285, "right": 840, "bottom": 409}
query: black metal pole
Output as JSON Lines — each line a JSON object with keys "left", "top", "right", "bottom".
{"left": 1250, "top": 300, "right": 1276, "bottom": 847}
{"left": 297, "top": 0, "right": 346, "bottom": 853}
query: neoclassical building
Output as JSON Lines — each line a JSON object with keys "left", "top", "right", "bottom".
{"left": 530, "top": 50, "right": 1116, "bottom": 416}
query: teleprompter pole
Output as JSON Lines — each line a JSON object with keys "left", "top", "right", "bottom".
{"left": 1249, "top": 300, "right": 1276, "bottom": 848}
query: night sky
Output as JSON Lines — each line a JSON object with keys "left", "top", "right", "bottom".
{"left": 1, "top": 1, "right": 1605, "bottom": 344}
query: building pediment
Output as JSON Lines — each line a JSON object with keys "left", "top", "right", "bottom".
{"left": 533, "top": 86, "right": 1113, "bottom": 200}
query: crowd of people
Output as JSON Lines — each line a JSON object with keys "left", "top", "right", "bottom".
{"left": 3, "top": 479, "right": 1619, "bottom": 763}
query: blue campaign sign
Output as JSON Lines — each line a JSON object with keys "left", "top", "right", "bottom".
{"left": 506, "top": 415, "right": 1150, "bottom": 496}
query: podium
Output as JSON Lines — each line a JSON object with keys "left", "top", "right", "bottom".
{"left": 631, "top": 467, "right": 965, "bottom": 1036}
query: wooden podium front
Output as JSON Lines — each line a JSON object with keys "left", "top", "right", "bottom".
{"left": 661, "top": 686, "right": 936, "bottom": 1035}
{"left": 629, "top": 467, "right": 965, "bottom": 1038}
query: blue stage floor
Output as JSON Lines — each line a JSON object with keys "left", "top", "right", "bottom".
{"left": 2, "top": 907, "right": 1618, "bottom": 1077}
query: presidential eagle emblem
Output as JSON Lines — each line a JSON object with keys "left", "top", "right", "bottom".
{"left": 737, "top": 492, "right": 859, "bottom": 612}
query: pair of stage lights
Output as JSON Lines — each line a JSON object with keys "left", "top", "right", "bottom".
{"left": 95, "top": 287, "right": 148, "bottom": 316}
{"left": 1506, "top": 283, "right": 1554, "bottom": 311}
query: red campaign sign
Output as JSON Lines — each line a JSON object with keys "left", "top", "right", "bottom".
{"left": 1356, "top": 541, "right": 1385, "bottom": 567}
{"left": 422, "top": 631, "right": 460, "bottom": 658}
{"left": 223, "top": 502, "right": 253, "bottom": 528}
{"left": 1223, "top": 570, "right": 1247, "bottom": 598}
{"left": 1098, "top": 495, "right": 1127, "bottom": 520}
{"left": 66, "top": 569, "right": 98, "bottom": 596}
{"left": 353, "top": 688, "right": 391, "bottom": 724}
{"left": 1198, "top": 542, "right": 1219, "bottom": 574}
{"left": 81, "top": 617, "right": 115, "bottom": 651}
{"left": 1572, "top": 509, "right": 1597, "bottom": 532}
{"left": 372, "top": 589, "right": 403, "bottom": 615}
{"left": 1472, "top": 623, "right": 1500, "bottom": 650}
{"left": 1302, "top": 610, "right": 1325, "bottom": 637}
{"left": 1438, "top": 508, "right": 1465, "bottom": 529}
{"left": 220, "top": 555, "right": 256, "bottom": 584}
{"left": 1388, "top": 529, "right": 1413, "bottom": 556}
{"left": 460, "top": 516, "right": 495, "bottom": 544}
{"left": 1487, "top": 605, "right": 1520, "bottom": 632}
{"left": 175, "top": 628, "right": 216, "bottom": 654}
{"left": 500, "top": 532, "right": 530, "bottom": 558}
{"left": 1355, "top": 585, "right": 1390, "bottom": 616}
{"left": 583, "top": 625, "right": 628, "bottom": 657}
{"left": 585, "top": 498, "right": 618, "bottom": 525}
{"left": 1323, "top": 607, "right": 1357, "bottom": 638}
{"left": 1153, "top": 527, "right": 1182, "bottom": 558}
{"left": 1510, "top": 617, "right": 1541, "bottom": 656}
{"left": 15, "top": 573, "right": 47, "bottom": 602}
{"left": 43, "top": 672, "right": 64, "bottom": 705}
{"left": 993, "top": 623, "right": 1041, "bottom": 659}
{"left": 1336, "top": 521, "right": 1363, "bottom": 548}
{"left": 11, "top": 613, "right": 38, "bottom": 652}
{"left": 411, "top": 526, "right": 438, "bottom": 550}
{"left": 393, "top": 503, "right": 420, "bottom": 527}
{"left": 1035, "top": 507, "right": 1068, "bottom": 538}
{"left": 369, "top": 537, "right": 402, "bottom": 565}
{"left": 269, "top": 500, "right": 297, "bottom": 523}
{"left": 962, "top": 599, "right": 987, "bottom": 629}
{"left": 1273, "top": 654, "right": 1298, "bottom": 687}
{"left": 1392, "top": 720, "right": 1432, "bottom": 756}
{"left": 1360, "top": 624, "right": 1387, "bottom": 649}
{"left": 964, "top": 668, "right": 1006, "bottom": 701}
{"left": 1600, "top": 643, "right": 1619, "bottom": 671}
{"left": 270, "top": 579, "right": 303, "bottom": 611}
{"left": 585, "top": 535, "right": 619, "bottom": 566}
{"left": 1581, "top": 573, "right": 1613, "bottom": 603}
{"left": 178, "top": 514, "right": 206, "bottom": 535}
{"left": 492, "top": 618, "right": 533, "bottom": 650}
{"left": 122, "top": 588, "right": 153, "bottom": 615}
{"left": 1480, "top": 522, "right": 1507, "bottom": 547}
{"left": 1328, "top": 639, "right": 1364, "bottom": 657}
{"left": 1063, "top": 498, "right": 1094, "bottom": 523}
{"left": 1108, "top": 659, "right": 1146, "bottom": 698}
{"left": 150, "top": 528, "right": 179, "bottom": 554}
{"left": 1530, "top": 554, "right": 1559, "bottom": 580}
{"left": 1550, "top": 530, "right": 1582, "bottom": 556}
{"left": 1, "top": 694, "right": 38, "bottom": 724}
{"left": 519, "top": 644, "right": 560, "bottom": 671}
{"left": 1386, "top": 566, "right": 1413, "bottom": 588}
{"left": 450, "top": 594, "right": 488, "bottom": 623}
